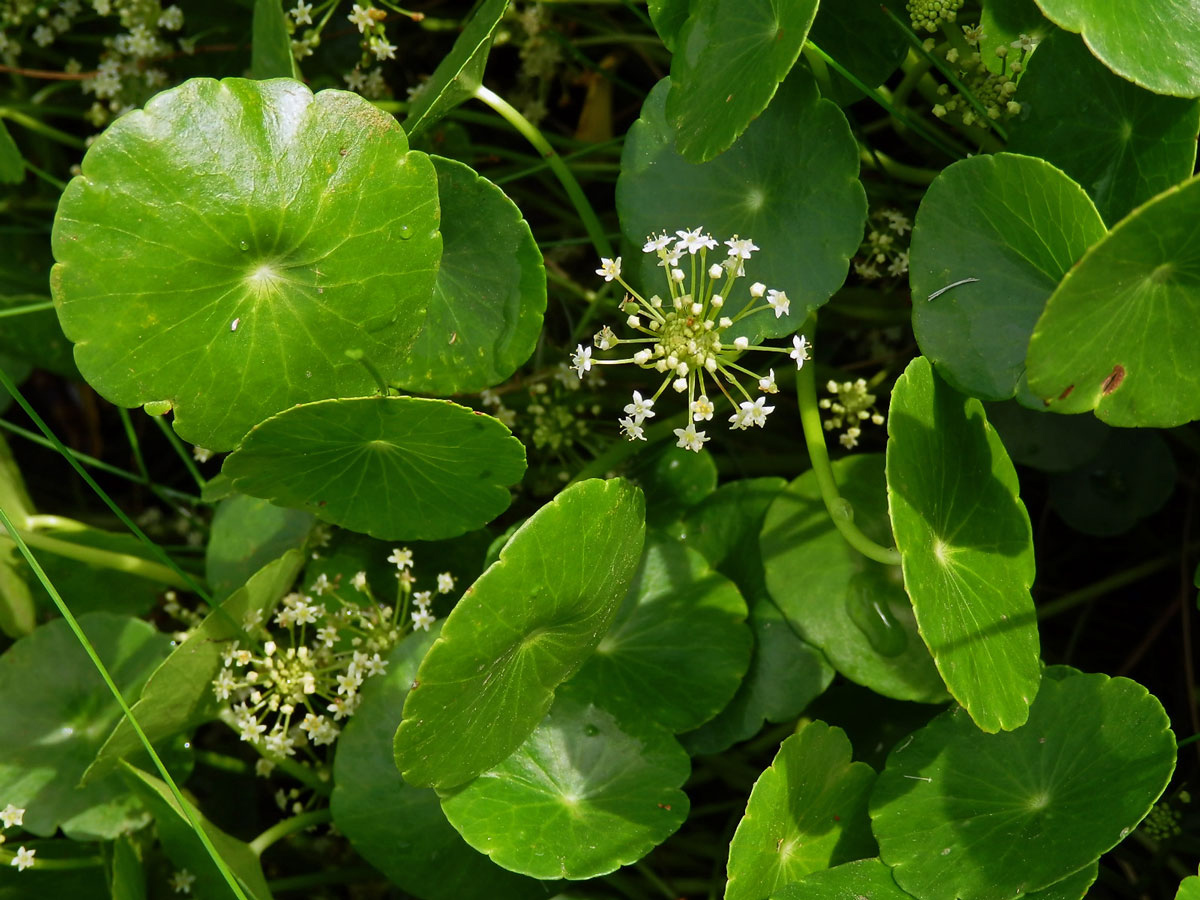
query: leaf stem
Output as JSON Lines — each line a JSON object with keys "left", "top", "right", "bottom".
{"left": 249, "top": 808, "right": 333, "bottom": 857}
{"left": 794, "top": 316, "right": 902, "bottom": 567}
{"left": 0, "top": 107, "right": 87, "bottom": 149}
{"left": 0, "top": 504, "right": 249, "bottom": 900}
{"left": 0, "top": 850, "right": 103, "bottom": 869}
{"left": 0, "top": 299, "right": 54, "bottom": 318}
{"left": 472, "top": 84, "right": 613, "bottom": 259}
{"left": 153, "top": 415, "right": 207, "bottom": 489}
{"left": 2, "top": 519, "right": 193, "bottom": 588}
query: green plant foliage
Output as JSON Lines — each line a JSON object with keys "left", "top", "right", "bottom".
{"left": 567, "top": 537, "right": 752, "bottom": 733}
{"left": 86, "top": 552, "right": 303, "bottom": 782}
{"left": 109, "top": 836, "right": 145, "bottom": 900}
{"left": 909, "top": 153, "right": 1107, "bottom": 400}
{"left": 1026, "top": 175, "right": 1200, "bottom": 427}
{"left": 402, "top": 0, "right": 510, "bottom": 137}
{"left": 807, "top": 0, "right": 910, "bottom": 104}
{"left": 646, "top": 0, "right": 689, "bottom": 50}
{"left": 0, "top": 840, "right": 109, "bottom": 898}
{"left": 205, "top": 494, "right": 314, "bottom": 599}
{"left": 392, "top": 156, "right": 545, "bottom": 395}
{"left": 724, "top": 721, "right": 876, "bottom": 900}
{"left": 223, "top": 397, "right": 525, "bottom": 541}
{"left": 869, "top": 668, "right": 1176, "bottom": 900}
{"left": 250, "top": 0, "right": 298, "bottom": 79}
{"left": 761, "top": 454, "right": 947, "bottom": 703}
{"left": 1008, "top": 31, "right": 1200, "bottom": 224}
{"left": 0, "top": 119, "right": 22, "bottom": 184}
{"left": 0, "top": 613, "right": 171, "bottom": 839}
{"left": 618, "top": 70, "right": 866, "bottom": 340}
{"left": 0, "top": 294, "right": 77, "bottom": 377}
{"left": 1179, "top": 870, "right": 1200, "bottom": 900}
{"left": 332, "top": 626, "right": 545, "bottom": 900}
{"left": 887, "top": 358, "right": 1040, "bottom": 732}
{"left": 1048, "top": 429, "right": 1176, "bottom": 536}
{"left": 665, "top": 0, "right": 819, "bottom": 162}
{"left": 772, "top": 857, "right": 912, "bottom": 900}
{"left": 984, "top": 400, "right": 1108, "bottom": 472}
{"left": 50, "top": 77, "right": 441, "bottom": 451}
{"left": 394, "top": 478, "right": 645, "bottom": 789}
{"left": 438, "top": 692, "right": 691, "bottom": 879}
{"left": 633, "top": 443, "right": 718, "bottom": 528}
{"left": 1033, "top": 0, "right": 1200, "bottom": 97}
{"left": 122, "top": 764, "right": 272, "bottom": 900}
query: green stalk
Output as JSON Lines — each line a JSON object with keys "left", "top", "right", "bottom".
{"left": 153, "top": 416, "right": 206, "bottom": 488}
{"left": 472, "top": 84, "right": 614, "bottom": 259}
{"left": 0, "top": 108, "right": 87, "bottom": 149}
{"left": 794, "top": 317, "right": 902, "bottom": 567}
{"left": 3, "top": 520, "right": 192, "bottom": 588}
{"left": 858, "top": 146, "right": 940, "bottom": 185}
{"left": 0, "top": 851, "right": 103, "bottom": 869}
{"left": 0, "top": 504, "right": 249, "bottom": 900}
{"left": 0, "top": 300, "right": 54, "bottom": 318}
{"left": 249, "top": 808, "right": 333, "bottom": 856}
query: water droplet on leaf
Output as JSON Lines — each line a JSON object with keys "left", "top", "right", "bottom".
{"left": 238, "top": 240, "right": 249, "bottom": 251}
{"left": 398, "top": 224, "right": 413, "bottom": 240}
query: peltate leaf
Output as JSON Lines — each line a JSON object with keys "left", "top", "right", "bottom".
{"left": 205, "top": 494, "right": 314, "bottom": 599}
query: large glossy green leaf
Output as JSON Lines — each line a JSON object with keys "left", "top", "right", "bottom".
{"left": 910, "top": 153, "right": 1106, "bottom": 401}
{"left": 870, "top": 668, "right": 1176, "bottom": 900}
{"left": 1025, "top": 175, "right": 1200, "bottom": 427}
{"left": 205, "top": 494, "right": 314, "bottom": 599}
{"left": 0, "top": 614, "right": 171, "bottom": 839}
{"left": 647, "top": 0, "right": 690, "bottom": 50}
{"left": 403, "top": 0, "right": 509, "bottom": 137}
{"left": 665, "top": 0, "right": 818, "bottom": 162}
{"left": 1008, "top": 31, "right": 1200, "bottom": 224}
{"left": 725, "top": 721, "right": 876, "bottom": 900}
{"left": 886, "top": 357, "right": 1040, "bottom": 732}
{"left": 86, "top": 552, "right": 303, "bottom": 783}
{"left": 761, "top": 454, "right": 947, "bottom": 704}
{"left": 332, "top": 626, "right": 545, "bottom": 900}
{"left": 438, "top": 693, "right": 690, "bottom": 880}
{"left": 223, "top": 397, "right": 525, "bottom": 541}
{"left": 251, "top": 0, "right": 298, "bottom": 79}
{"left": 1033, "top": 0, "right": 1200, "bottom": 97}
{"left": 51, "top": 77, "right": 441, "bottom": 451}
{"left": 567, "top": 537, "right": 752, "bottom": 734}
{"left": 392, "top": 156, "right": 545, "bottom": 395}
{"left": 618, "top": 70, "right": 866, "bottom": 340}
{"left": 122, "top": 765, "right": 272, "bottom": 900}
{"left": 394, "top": 478, "right": 646, "bottom": 789}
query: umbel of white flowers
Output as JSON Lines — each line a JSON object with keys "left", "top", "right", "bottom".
{"left": 570, "top": 228, "right": 810, "bottom": 452}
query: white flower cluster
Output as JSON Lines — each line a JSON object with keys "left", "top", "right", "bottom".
{"left": 1, "top": 803, "right": 32, "bottom": 872}
{"left": 571, "top": 228, "right": 811, "bottom": 452}
{"left": 213, "top": 550, "right": 457, "bottom": 759}
{"left": 821, "top": 378, "right": 886, "bottom": 449}
{"left": 854, "top": 209, "right": 911, "bottom": 281}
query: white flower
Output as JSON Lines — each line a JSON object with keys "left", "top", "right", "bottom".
{"left": 708, "top": 263, "right": 724, "bottom": 279}
{"left": 657, "top": 246, "right": 684, "bottom": 268}
{"left": 264, "top": 730, "right": 296, "bottom": 757}
{"left": 728, "top": 407, "right": 752, "bottom": 430}
{"left": 596, "top": 257, "right": 621, "bottom": 282}
{"left": 759, "top": 369, "right": 777, "bottom": 393}
{"left": 740, "top": 396, "right": 775, "bottom": 427}
{"left": 310, "top": 573, "right": 331, "bottom": 596}
{"left": 750, "top": 281, "right": 766, "bottom": 298}
{"left": 351, "top": 571, "right": 367, "bottom": 592}
{"left": 673, "top": 423, "right": 709, "bottom": 452}
{"left": 674, "top": 227, "right": 717, "bottom": 255}
{"left": 387, "top": 547, "right": 413, "bottom": 569}
{"left": 237, "top": 716, "right": 267, "bottom": 744}
{"left": 725, "top": 236, "right": 758, "bottom": 259}
{"left": 691, "top": 395, "right": 715, "bottom": 421}
{"left": 372, "top": 38, "right": 397, "bottom": 61}
{"left": 643, "top": 233, "right": 672, "bottom": 253}
{"left": 619, "top": 417, "right": 646, "bottom": 441}
{"left": 570, "top": 344, "right": 592, "bottom": 378}
{"left": 436, "top": 572, "right": 455, "bottom": 594}
{"left": 348, "top": 3, "right": 374, "bottom": 31}
{"left": 290, "top": 1, "right": 313, "bottom": 24}
{"left": 414, "top": 590, "right": 433, "bottom": 607}
{"left": 733, "top": 336, "right": 749, "bottom": 351}
{"left": 411, "top": 607, "right": 436, "bottom": 631}
{"left": 0, "top": 805, "right": 24, "bottom": 829}
{"left": 10, "top": 846, "right": 34, "bottom": 872}
{"left": 158, "top": 5, "right": 184, "bottom": 29}
{"left": 624, "top": 391, "right": 655, "bottom": 422}
{"left": 766, "top": 289, "right": 790, "bottom": 319}
{"left": 254, "top": 758, "right": 275, "bottom": 778}
{"left": 344, "top": 68, "right": 368, "bottom": 91}
{"left": 790, "top": 334, "right": 811, "bottom": 369}
{"left": 33, "top": 25, "right": 55, "bottom": 47}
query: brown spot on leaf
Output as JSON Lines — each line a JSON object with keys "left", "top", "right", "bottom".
{"left": 1101, "top": 364, "right": 1126, "bottom": 395}
{"left": 1058, "top": 385, "right": 1074, "bottom": 400}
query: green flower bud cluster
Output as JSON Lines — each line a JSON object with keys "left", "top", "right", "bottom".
{"left": 1139, "top": 800, "right": 1183, "bottom": 841}
{"left": 820, "top": 378, "right": 887, "bottom": 450}
{"left": 931, "top": 28, "right": 1036, "bottom": 128}
{"left": 907, "top": 0, "right": 964, "bottom": 33}
{"left": 854, "top": 209, "right": 911, "bottom": 281}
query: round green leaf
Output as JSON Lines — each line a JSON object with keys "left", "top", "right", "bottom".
{"left": 887, "top": 357, "right": 1041, "bottom": 732}
{"left": 665, "top": 0, "right": 819, "bottom": 162}
{"left": 0, "top": 613, "right": 171, "bottom": 839}
{"left": 438, "top": 693, "right": 690, "bottom": 880}
{"left": 223, "top": 396, "right": 525, "bottom": 541}
{"left": 567, "top": 537, "right": 752, "bottom": 734}
{"left": 51, "top": 77, "right": 441, "bottom": 451}
{"left": 1025, "top": 175, "right": 1200, "bottom": 427}
{"left": 1048, "top": 429, "right": 1176, "bottom": 536}
{"left": 1009, "top": 31, "right": 1200, "bottom": 225}
{"left": 761, "top": 454, "right": 947, "bottom": 704}
{"left": 870, "top": 668, "right": 1176, "bottom": 900}
{"left": 205, "top": 493, "right": 314, "bottom": 599}
{"left": 394, "top": 478, "right": 646, "bottom": 789}
{"left": 984, "top": 400, "right": 1108, "bottom": 473}
{"left": 647, "top": 0, "right": 689, "bottom": 50}
{"left": 725, "top": 721, "right": 876, "bottom": 900}
{"left": 618, "top": 71, "right": 866, "bottom": 340}
{"left": 910, "top": 153, "right": 1107, "bottom": 401}
{"left": 392, "top": 156, "right": 544, "bottom": 395}
{"left": 332, "top": 626, "right": 546, "bottom": 900}
{"left": 1033, "top": 0, "right": 1200, "bottom": 97}
{"left": 632, "top": 444, "right": 719, "bottom": 529}
{"left": 1179, "top": 870, "right": 1200, "bottom": 900}
{"left": 773, "top": 858, "right": 913, "bottom": 900}
{"left": 682, "top": 477, "right": 785, "bottom": 594}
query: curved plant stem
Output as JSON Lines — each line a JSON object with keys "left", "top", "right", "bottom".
{"left": 794, "top": 317, "right": 902, "bottom": 567}
{"left": 250, "top": 808, "right": 333, "bottom": 856}
{"left": 858, "top": 146, "right": 940, "bottom": 185}
{"left": 472, "top": 84, "right": 614, "bottom": 260}
{"left": 0, "top": 504, "right": 249, "bottom": 900}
